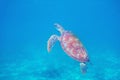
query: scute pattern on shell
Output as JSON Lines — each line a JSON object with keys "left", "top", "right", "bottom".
{"left": 60, "top": 31, "right": 88, "bottom": 62}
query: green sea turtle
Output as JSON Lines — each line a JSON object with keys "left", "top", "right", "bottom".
{"left": 47, "top": 23, "right": 89, "bottom": 73}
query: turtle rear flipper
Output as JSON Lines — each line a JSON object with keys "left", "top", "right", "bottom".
{"left": 47, "top": 35, "right": 59, "bottom": 52}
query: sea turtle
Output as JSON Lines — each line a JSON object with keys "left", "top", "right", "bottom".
{"left": 47, "top": 23, "right": 89, "bottom": 73}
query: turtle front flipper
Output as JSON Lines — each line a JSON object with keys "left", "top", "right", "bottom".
{"left": 47, "top": 35, "right": 59, "bottom": 52}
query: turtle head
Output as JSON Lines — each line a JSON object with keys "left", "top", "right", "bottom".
{"left": 54, "top": 23, "right": 65, "bottom": 34}
{"left": 80, "top": 62, "right": 87, "bottom": 74}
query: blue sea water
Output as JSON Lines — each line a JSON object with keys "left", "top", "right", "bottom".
{"left": 0, "top": 0, "right": 120, "bottom": 80}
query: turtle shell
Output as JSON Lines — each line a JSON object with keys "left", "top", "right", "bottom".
{"left": 60, "top": 31, "right": 89, "bottom": 62}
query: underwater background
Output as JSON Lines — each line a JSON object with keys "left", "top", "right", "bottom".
{"left": 0, "top": 0, "right": 120, "bottom": 80}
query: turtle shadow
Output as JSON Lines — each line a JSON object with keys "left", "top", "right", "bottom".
{"left": 41, "top": 68, "right": 61, "bottom": 78}
{"left": 32, "top": 67, "right": 63, "bottom": 79}
{"left": 93, "top": 69, "right": 105, "bottom": 80}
